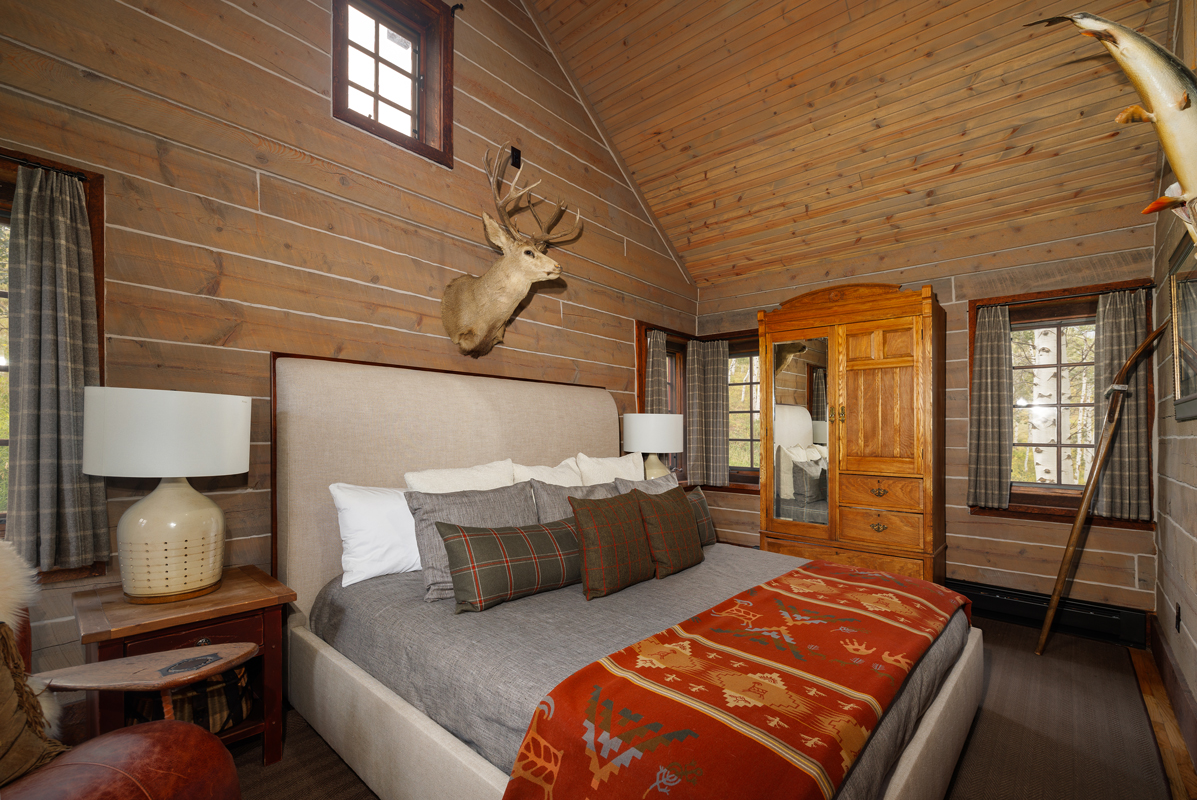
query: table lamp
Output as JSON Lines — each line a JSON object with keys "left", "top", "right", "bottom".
{"left": 622, "top": 413, "right": 684, "bottom": 479}
{"left": 82, "top": 387, "right": 252, "bottom": 604}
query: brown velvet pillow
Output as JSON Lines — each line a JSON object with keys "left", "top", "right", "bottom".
{"left": 636, "top": 487, "right": 704, "bottom": 578}
{"left": 568, "top": 492, "right": 655, "bottom": 600}
{"left": 0, "top": 624, "right": 67, "bottom": 788}
{"left": 686, "top": 486, "right": 718, "bottom": 547}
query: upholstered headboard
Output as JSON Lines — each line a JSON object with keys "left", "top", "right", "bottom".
{"left": 273, "top": 356, "right": 620, "bottom": 625}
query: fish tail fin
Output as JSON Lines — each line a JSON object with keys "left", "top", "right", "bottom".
{"left": 1024, "top": 17, "right": 1074, "bottom": 27}
{"left": 1115, "top": 105, "right": 1156, "bottom": 124}
{"left": 1143, "top": 196, "right": 1187, "bottom": 215}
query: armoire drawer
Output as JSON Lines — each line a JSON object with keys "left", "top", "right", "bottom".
{"left": 839, "top": 474, "right": 923, "bottom": 511}
{"left": 762, "top": 537, "right": 925, "bottom": 579}
{"left": 837, "top": 507, "right": 923, "bottom": 550}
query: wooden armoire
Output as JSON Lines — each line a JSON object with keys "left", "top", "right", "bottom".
{"left": 758, "top": 284, "right": 945, "bottom": 582}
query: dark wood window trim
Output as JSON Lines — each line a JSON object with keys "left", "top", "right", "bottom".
{"left": 967, "top": 277, "right": 1155, "bottom": 531}
{"left": 333, "top": 0, "right": 454, "bottom": 168}
{"left": 0, "top": 147, "right": 108, "bottom": 581}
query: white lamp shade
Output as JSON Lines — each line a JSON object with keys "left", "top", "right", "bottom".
{"left": 622, "top": 413, "right": 684, "bottom": 454}
{"left": 82, "top": 387, "right": 252, "bottom": 478}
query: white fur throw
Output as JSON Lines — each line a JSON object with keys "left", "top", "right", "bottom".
{"left": 0, "top": 541, "right": 63, "bottom": 738}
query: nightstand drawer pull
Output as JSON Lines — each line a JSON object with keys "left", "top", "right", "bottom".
{"left": 195, "top": 637, "right": 212, "bottom": 646}
{"left": 870, "top": 487, "right": 889, "bottom": 497}
{"left": 869, "top": 522, "right": 888, "bottom": 532}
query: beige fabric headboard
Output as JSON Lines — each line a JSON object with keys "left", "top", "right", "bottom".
{"left": 274, "top": 356, "right": 620, "bottom": 625}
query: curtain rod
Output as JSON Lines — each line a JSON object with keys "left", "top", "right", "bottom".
{"left": 0, "top": 153, "right": 88, "bottom": 182}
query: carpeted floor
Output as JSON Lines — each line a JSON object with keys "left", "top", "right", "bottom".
{"left": 233, "top": 617, "right": 1170, "bottom": 799}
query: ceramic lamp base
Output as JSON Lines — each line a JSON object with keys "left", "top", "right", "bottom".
{"left": 643, "top": 453, "right": 671, "bottom": 480}
{"left": 117, "top": 477, "right": 225, "bottom": 604}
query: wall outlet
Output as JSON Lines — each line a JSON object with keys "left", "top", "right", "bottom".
{"left": 511, "top": 147, "right": 522, "bottom": 168}
{"left": 1177, "top": 603, "right": 1182, "bottom": 633}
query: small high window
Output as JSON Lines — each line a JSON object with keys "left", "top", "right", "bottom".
{"left": 727, "top": 351, "right": 761, "bottom": 472}
{"left": 333, "top": 0, "right": 453, "bottom": 167}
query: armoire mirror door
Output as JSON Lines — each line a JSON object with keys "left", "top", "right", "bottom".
{"left": 766, "top": 330, "right": 834, "bottom": 538}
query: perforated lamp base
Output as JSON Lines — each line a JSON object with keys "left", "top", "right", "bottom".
{"left": 116, "top": 477, "right": 225, "bottom": 604}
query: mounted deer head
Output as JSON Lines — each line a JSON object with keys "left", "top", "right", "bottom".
{"left": 441, "top": 145, "right": 583, "bottom": 357}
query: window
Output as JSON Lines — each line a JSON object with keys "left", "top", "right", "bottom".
{"left": 1011, "top": 321, "right": 1096, "bottom": 486}
{"left": 0, "top": 202, "right": 8, "bottom": 524}
{"left": 663, "top": 344, "right": 684, "bottom": 472}
{"left": 728, "top": 351, "right": 760, "bottom": 473}
{"left": 968, "top": 278, "right": 1154, "bottom": 527}
{"left": 334, "top": 0, "right": 454, "bottom": 167}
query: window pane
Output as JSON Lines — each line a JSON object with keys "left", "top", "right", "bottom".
{"left": 348, "top": 86, "right": 374, "bottom": 118}
{"left": 1061, "top": 365, "right": 1094, "bottom": 405}
{"left": 1060, "top": 447, "right": 1093, "bottom": 486}
{"left": 348, "top": 47, "right": 375, "bottom": 91}
{"left": 728, "top": 440, "right": 751, "bottom": 468}
{"left": 0, "top": 373, "right": 8, "bottom": 441}
{"left": 1011, "top": 445, "right": 1041, "bottom": 483}
{"left": 380, "top": 24, "right": 414, "bottom": 72}
{"left": 1013, "top": 407, "right": 1057, "bottom": 444}
{"left": 751, "top": 413, "right": 760, "bottom": 440}
{"left": 728, "top": 383, "right": 752, "bottom": 412}
{"left": 1010, "top": 329, "right": 1037, "bottom": 367}
{"left": 751, "top": 380, "right": 759, "bottom": 412}
{"left": 729, "top": 412, "right": 752, "bottom": 440}
{"left": 347, "top": 5, "right": 376, "bottom": 50}
{"left": 1061, "top": 406, "right": 1094, "bottom": 445}
{"left": 378, "top": 102, "right": 412, "bottom": 135}
{"left": 728, "top": 357, "right": 750, "bottom": 384}
{"left": 0, "top": 444, "right": 7, "bottom": 516}
{"left": 379, "top": 62, "right": 412, "bottom": 109}
{"left": 1062, "top": 324, "right": 1095, "bottom": 364}
{"left": 1013, "top": 367, "right": 1058, "bottom": 406}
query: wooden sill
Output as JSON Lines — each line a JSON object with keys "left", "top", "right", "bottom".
{"left": 37, "top": 561, "right": 108, "bottom": 584}
{"left": 693, "top": 482, "right": 759, "bottom": 495}
{"left": 969, "top": 505, "right": 1154, "bottom": 531}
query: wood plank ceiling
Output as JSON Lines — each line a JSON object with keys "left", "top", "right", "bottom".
{"left": 527, "top": 0, "right": 1169, "bottom": 288}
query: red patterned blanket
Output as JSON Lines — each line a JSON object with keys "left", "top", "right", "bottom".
{"left": 503, "top": 561, "right": 970, "bottom": 800}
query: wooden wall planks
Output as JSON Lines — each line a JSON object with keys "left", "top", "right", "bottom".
{"left": 1, "top": 0, "right": 692, "bottom": 672}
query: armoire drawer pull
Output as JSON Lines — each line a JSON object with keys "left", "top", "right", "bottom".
{"left": 870, "top": 487, "right": 889, "bottom": 497}
{"left": 869, "top": 522, "right": 888, "bottom": 533}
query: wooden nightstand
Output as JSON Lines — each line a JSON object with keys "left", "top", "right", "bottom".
{"left": 72, "top": 565, "right": 296, "bottom": 764}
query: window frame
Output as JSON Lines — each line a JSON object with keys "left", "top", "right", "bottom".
{"left": 727, "top": 341, "right": 762, "bottom": 483}
{"left": 332, "top": 0, "right": 454, "bottom": 168}
{"left": 967, "top": 278, "right": 1154, "bottom": 530}
{"left": 0, "top": 147, "right": 107, "bottom": 581}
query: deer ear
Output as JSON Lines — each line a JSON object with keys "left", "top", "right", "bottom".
{"left": 481, "top": 212, "right": 510, "bottom": 252}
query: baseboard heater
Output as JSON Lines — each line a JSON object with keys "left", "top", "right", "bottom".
{"left": 944, "top": 579, "right": 1147, "bottom": 649}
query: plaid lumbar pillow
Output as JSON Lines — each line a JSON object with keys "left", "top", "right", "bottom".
{"left": 685, "top": 486, "right": 718, "bottom": 547}
{"left": 434, "top": 518, "right": 582, "bottom": 613}
{"left": 636, "top": 487, "right": 704, "bottom": 578}
{"left": 568, "top": 492, "right": 655, "bottom": 600}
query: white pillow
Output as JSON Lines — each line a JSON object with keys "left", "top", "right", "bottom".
{"left": 328, "top": 483, "right": 421, "bottom": 587}
{"left": 403, "top": 458, "right": 515, "bottom": 493}
{"left": 577, "top": 452, "right": 644, "bottom": 485}
{"left": 513, "top": 458, "right": 583, "bottom": 486}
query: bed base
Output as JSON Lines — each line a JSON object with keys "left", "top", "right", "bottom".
{"left": 288, "top": 623, "right": 983, "bottom": 800}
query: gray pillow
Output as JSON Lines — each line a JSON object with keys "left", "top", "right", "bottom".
{"left": 405, "top": 482, "right": 539, "bottom": 601}
{"left": 613, "top": 473, "right": 679, "bottom": 495}
{"left": 793, "top": 465, "right": 828, "bottom": 504}
{"left": 531, "top": 478, "right": 619, "bottom": 523}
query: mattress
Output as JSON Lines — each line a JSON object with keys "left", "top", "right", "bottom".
{"left": 310, "top": 544, "right": 968, "bottom": 798}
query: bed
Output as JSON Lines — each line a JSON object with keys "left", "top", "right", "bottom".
{"left": 273, "top": 354, "right": 984, "bottom": 800}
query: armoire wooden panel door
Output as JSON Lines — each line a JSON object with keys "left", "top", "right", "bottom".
{"left": 839, "top": 317, "right": 922, "bottom": 476}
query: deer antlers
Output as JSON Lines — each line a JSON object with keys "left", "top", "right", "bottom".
{"left": 485, "top": 145, "right": 583, "bottom": 252}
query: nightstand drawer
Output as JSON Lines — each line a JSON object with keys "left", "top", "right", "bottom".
{"left": 125, "top": 615, "right": 264, "bottom": 656}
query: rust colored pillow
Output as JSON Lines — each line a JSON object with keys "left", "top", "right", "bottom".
{"left": 0, "top": 624, "right": 67, "bottom": 788}
{"left": 568, "top": 492, "right": 654, "bottom": 600}
{"left": 636, "top": 487, "right": 704, "bottom": 578}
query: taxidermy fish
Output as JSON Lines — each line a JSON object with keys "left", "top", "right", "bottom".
{"left": 1028, "top": 12, "right": 1197, "bottom": 241}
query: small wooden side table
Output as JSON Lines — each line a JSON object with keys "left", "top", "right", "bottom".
{"left": 72, "top": 565, "right": 296, "bottom": 764}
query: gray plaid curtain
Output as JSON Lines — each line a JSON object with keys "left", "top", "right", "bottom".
{"left": 685, "top": 339, "right": 729, "bottom": 486}
{"left": 1093, "top": 289, "right": 1150, "bottom": 520}
{"left": 810, "top": 368, "right": 827, "bottom": 421}
{"left": 645, "top": 329, "right": 668, "bottom": 414}
{"left": 967, "top": 305, "right": 1012, "bottom": 508}
{"left": 9, "top": 167, "right": 108, "bottom": 570}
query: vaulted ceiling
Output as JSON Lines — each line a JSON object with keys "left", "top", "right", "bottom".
{"left": 527, "top": 0, "right": 1168, "bottom": 289}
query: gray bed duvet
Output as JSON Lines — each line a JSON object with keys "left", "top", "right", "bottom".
{"left": 310, "top": 544, "right": 969, "bottom": 798}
